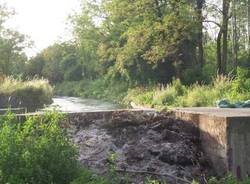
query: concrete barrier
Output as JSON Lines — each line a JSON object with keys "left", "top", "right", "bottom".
{"left": 0, "top": 108, "right": 26, "bottom": 115}
{"left": 174, "top": 107, "right": 250, "bottom": 179}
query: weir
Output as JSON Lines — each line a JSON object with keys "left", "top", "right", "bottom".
{"left": 174, "top": 107, "right": 250, "bottom": 179}
{"left": 13, "top": 108, "right": 250, "bottom": 179}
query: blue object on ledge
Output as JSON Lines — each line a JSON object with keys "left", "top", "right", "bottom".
{"left": 217, "top": 99, "right": 250, "bottom": 108}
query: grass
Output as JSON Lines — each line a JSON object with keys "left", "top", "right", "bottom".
{"left": 0, "top": 76, "right": 53, "bottom": 111}
{"left": 125, "top": 73, "right": 250, "bottom": 109}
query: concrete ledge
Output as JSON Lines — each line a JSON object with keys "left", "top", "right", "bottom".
{"left": 15, "top": 109, "right": 157, "bottom": 123}
{"left": 174, "top": 107, "right": 250, "bottom": 178}
{"left": 0, "top": 108, "right": 26, "bottom": 115}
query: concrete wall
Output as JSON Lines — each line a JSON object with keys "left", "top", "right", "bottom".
{"left": 227, "top": 117, "right": 250, "bottom": 179}
{"left": 174, "top": 108, "right": 250, "bottom": 178}
{"left": 16, "top": 109, "right": 156, "bottom": 127}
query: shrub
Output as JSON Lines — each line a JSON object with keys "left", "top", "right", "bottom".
{"left": 70, "top": 168, "right": 109, "bottom": 184}
{"left": 0, "top": 112, "right": 79, "bottom": 184}
{"left": 229, "top": 67, "right": 250, "bottom": 101}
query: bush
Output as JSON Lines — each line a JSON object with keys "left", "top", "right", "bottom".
{"left": 0, "top": 112, "right": 79, "bottom": 184}
{"left": 70, "top": 168, "right": 109, "bottom": 184}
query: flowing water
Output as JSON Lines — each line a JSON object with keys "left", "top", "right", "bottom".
{"left": 45, "top": 96, "right": 122, "bottom": 112}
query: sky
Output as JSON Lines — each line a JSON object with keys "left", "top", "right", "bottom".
{"left": 2, "top": 0, "right": 81, "bottom": 57}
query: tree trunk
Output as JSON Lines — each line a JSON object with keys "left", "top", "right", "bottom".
{"left": 221, "top": 0, "right": 230, "bottom": 75}
{"left": 248, "top": 0, "right": 250, "bottom": 61}
{"left": 232, "top": 0, "right": 238, "bottom": 71}
{"left": 217, "top": 29, "right": 223, "bottom": 74}
{"left": 196, "top": 0, "right": 204, "bottom": 67}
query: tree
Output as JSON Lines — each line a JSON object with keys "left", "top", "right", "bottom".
{"left": 232, "top": 0, "right": 238, "bottom": 71}
{"left": 204, "top": 0, "right": 231, "bottom": 75}
{"left": 0, "top": 4, "right": 29, "bottom": 76}
{"left": 196, "top": 0, "right": 205, "bottom": 67}
{"left": 248, "top": 0, "right": 250, "bottom": 60}
{"left": 221, "top": 0, "right": 230, "bottom": 75}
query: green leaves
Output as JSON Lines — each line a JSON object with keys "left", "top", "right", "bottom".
{"left": 0, "top": 112, "right": 79, "bottom": 184}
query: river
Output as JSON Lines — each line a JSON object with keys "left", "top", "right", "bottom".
{"left": 45, "top": 96, "right": 122, "bottom": 112}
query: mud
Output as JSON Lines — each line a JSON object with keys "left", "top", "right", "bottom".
{"left": 65, "top": 111, "right": 211, "bottom": 184}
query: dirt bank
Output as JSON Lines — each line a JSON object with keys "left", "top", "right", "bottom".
{"left": 65, "top": 111, "right": 212, "bottom": 184}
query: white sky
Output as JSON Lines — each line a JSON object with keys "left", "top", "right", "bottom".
{"left": 2, "top": 0, "right": 81, "bottom": 57}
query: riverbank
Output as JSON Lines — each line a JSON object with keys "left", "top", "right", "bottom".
{"left": 54, "top": 79, "right": 130, "bottom": 105}
{"left": 0, "top": 77, "right": 53, "bottom": 111}
{"left": 54, "top": 70, "right": 250, "bottom": 110}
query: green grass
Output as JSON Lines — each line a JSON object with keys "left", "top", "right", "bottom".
{"left": 0, "top": 77, "right": 53, "bottom": 111}
{"left": 125, "top": 73, "right": 250, "bottom": 109}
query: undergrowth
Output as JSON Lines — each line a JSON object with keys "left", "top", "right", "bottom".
{"left": 0, "top": 112, "right": 110, "bottom": 184}
{"left": 126, "top": 68, "right": 250, "bottom": 109}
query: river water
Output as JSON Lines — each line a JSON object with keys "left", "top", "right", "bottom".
{"left": 47, "top": 97, "right": 122, "bottom": 112}
{"left": 45, "top": 96, "right": 122, "bottom": 112}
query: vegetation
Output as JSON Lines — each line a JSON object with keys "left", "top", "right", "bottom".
{"left": 0, "top": 76, "right": 53, "bottom": 111}
{"left": 0, "top": 112, "right": 111, "bottom": 184}
{"left": 126, "top": 68, "right": 250, "bottom": 109}
{"left": 18, "top": 0, "right": 249, "bottom": 109}
{"left": 54, "top": 67, "right": 250, "bottom": 109}
{"left": 54, "top": 78, "right": 130, "bottom": 103}
{"left": 0, "top": 5, "right": 30, "bottom": 77}
{"left": 22, "top": 0, "right": 250, "bottom": 86}
{"left": 0, "top": 0, "right": 249, "bottom": 109}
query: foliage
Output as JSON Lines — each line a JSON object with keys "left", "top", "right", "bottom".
{"left": 0, "top": 112, "right": 79, "bottom": 184}
{"left": 25, "top": 43, "right": 80, "bottom": 84}
{"left": 70, "top": 168, "right": 109, "bottom": 184}
{"left": 0, "top": 77, "right": 53, "bottom": 111}
{"left": 0, "top": 5, "right": 30, "bottom": 76}
{"left": 20, "top": 0, "right": 250, "bottom": 108}
{"left": 54, "top": 78, "right": 130, "bottom": 104}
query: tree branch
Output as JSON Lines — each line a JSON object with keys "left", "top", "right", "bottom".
{"left": 203, "top": 20, "right": 221, "bottom": 28}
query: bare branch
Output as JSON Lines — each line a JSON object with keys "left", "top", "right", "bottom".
{"left": 203, "top": 20, "right": 221, "bottom": 28}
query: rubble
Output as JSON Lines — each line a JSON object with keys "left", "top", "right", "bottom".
{"left": 66, "top": 111, "right": 211, "bottom": 184}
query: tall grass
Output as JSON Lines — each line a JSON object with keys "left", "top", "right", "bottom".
{"left": 0, "top": 77, "right": 53, "bottom": 111}
{"left": 125, "top": 72, "right": 250, "bottom": 109}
